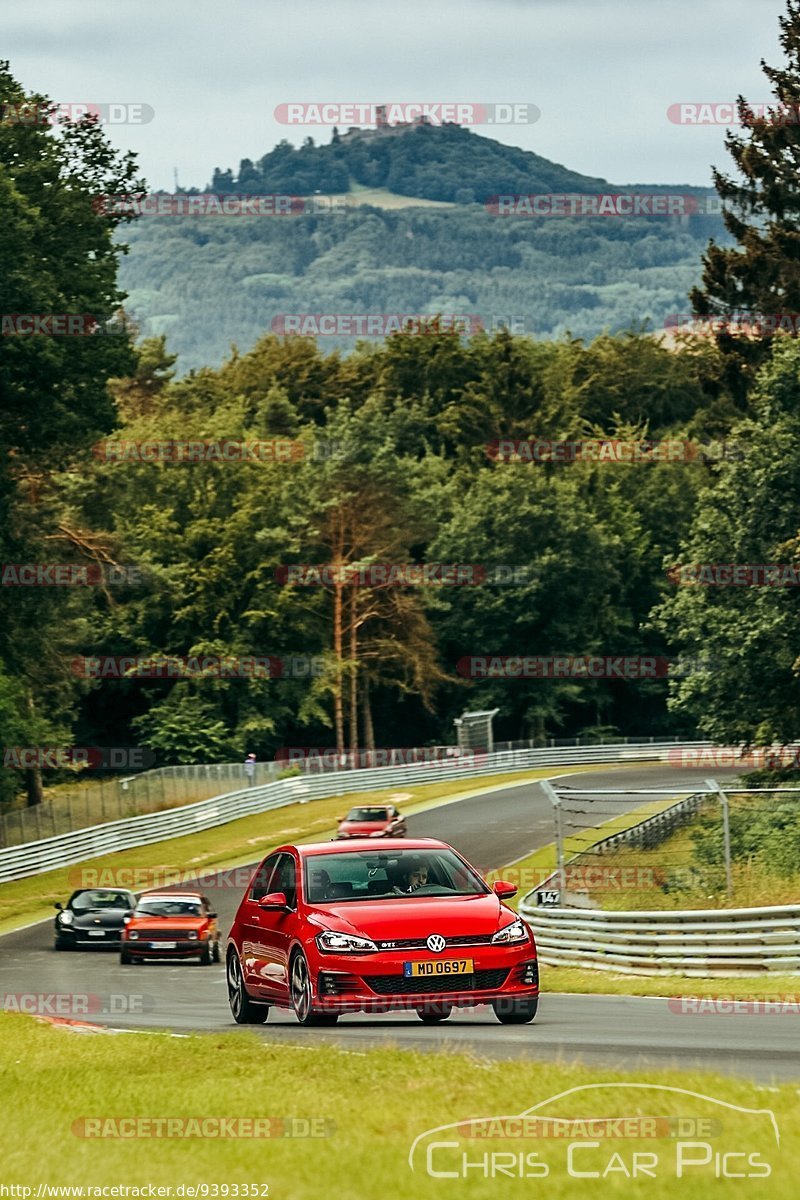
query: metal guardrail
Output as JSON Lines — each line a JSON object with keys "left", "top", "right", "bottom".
{"left": 517, "top": 900, "right": 800, "bottom": 977}
{"left": 527, "top": 791, "right": 709, "bottom": 901}
{"left": 0, "top": 740, "right": 713, "bottom": 883}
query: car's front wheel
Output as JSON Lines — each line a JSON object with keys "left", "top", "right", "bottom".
{"left": 227, "top": 950, "right": 269, "bottom": 1024}
{"left": 290, "top": 951, "right": 339, "bottom": 1026}
{"left": 416, "top": 1004, "right": 452, "bottom": 1024}
{"left": 211, "top": 938, "right": 221, "bottom": 964}
{"left": 492, "top": 996, "right": 538, "bottom": 1024}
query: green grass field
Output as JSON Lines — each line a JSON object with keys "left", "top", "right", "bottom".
{"left": 2, "top": 1013, "right": 796, "bottom": 1199}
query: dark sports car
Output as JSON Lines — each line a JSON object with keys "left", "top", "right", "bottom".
{"left": 54, "top": 888, "right": 137, "bottom": 949}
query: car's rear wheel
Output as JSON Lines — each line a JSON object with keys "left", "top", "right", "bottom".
{"left": 492, "top": 996, "right": 538, "bottom": 1024}
{"left": 227, "top": 950, "right": 269, "bottom": 1024}
{"left": 290, "top": 951, "right": 339, "bottom": 1026}
{"left": 416, "top": 1004, "right": 452, "bottom": 1024}
{"left": 199, "top": 942, "right": 212, "bottom": 965}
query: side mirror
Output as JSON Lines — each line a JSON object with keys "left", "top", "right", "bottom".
{"left": 54, "top": 902, "right": 63, "bottom": 911}
{"left": 493, "top": 880, "right": 518, "bottom": 899}
{"left": 257, "top": 891, "right": 288, "bottom": 910}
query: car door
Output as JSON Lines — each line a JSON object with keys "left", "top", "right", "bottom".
{"left": 255, "top": 852, "right": 300, "bottom": 1001}
{"left": 240, "top": 854, "right": 281, "bottom": 999}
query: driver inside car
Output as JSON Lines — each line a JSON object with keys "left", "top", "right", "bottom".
{"left": 393, "top": 857, "right": 429, "bottom": 894}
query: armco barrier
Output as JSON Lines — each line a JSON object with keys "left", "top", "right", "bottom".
{"left": 517, "top": 901, "right": 800, "bottom": 977}
{"left": 0, "top": 741, "right": 713, "bottom": 883}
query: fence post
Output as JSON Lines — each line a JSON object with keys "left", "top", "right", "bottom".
{"left": 706, "top": 777, "right": 733, "bottom": 899}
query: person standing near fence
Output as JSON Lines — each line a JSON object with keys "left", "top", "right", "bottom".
{"left": 244, "top": 752, "right": 257, "bottom": 786}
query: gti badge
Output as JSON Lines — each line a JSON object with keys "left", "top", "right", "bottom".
{"left": 426, "top": 934, "right": 446, "bottom": 953}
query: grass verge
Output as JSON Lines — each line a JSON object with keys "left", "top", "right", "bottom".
{"left": 2, "top": 1013, "right": 796, "bottom": 1198}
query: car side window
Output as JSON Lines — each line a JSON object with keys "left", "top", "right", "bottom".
{"left": 275, "top": 854, "right": 298, "bottom": 910}
{"left": 249, "top": 854, "right": 280, "bottom": 902}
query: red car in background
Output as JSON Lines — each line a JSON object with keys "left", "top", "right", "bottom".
{"left": 335, "top": 804, "right": 407, "bottom": 839}
{"left": 120, "top": 891, "right": 221, "bottom": 964}
{"left": 225, "top": 838, "right": 538, "bottom": 1027}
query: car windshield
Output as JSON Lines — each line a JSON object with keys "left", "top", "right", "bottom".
{"left": 134, "top": 898, "right": 202, "bottom": 917}
{"left": 304, "top": 848, "right": 488, "bottom": 903}
{"left": 71, "top": 890, "right": 131, "bottom": 912}
{"left": 346, "top": 807, "right": 390, "bottom": 822}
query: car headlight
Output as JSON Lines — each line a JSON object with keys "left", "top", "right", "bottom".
{"left": 58, "top": 911, "right": 74, "bottom": 926}
{"left": 368, "top": 830, "right": 386, "bottom": 837}
{"left": 316, "top": 931, "right": 377, "bottom": 953}
{"left": 491, "top": 919, "right": 528, "bottom": 945}
{"left": 188, "top": 931, "right": 199, "bottom": 940}
{"left": 128, "top": 931, "right": 139, "bottom": 940}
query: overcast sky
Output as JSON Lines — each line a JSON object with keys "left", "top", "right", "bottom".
{"left": 3, "top": 0, "right": 790, "bottom": 191}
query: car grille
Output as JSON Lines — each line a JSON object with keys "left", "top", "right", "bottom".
{"left": 136, "top": 930, "right": 190, "bottom": 940}
{"left": 363, "top": 969, "right": 509, "bottom": 996}
{"left": 374, "top": 933, "right": 496, "bottom": 950}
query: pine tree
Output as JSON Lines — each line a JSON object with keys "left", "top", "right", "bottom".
{"left": 691, "top": 1, "right": 800, "bottom": 336}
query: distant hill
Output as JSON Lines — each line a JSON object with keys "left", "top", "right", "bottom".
{"left": 209, "top": 120, "right": 613, "bottom": 205}
{"left": 118, "top": 124, "right": 728, "bottom": 371}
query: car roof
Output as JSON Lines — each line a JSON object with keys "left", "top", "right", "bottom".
{"left": 295, "top": 838, "right": 446, "bottom": 856}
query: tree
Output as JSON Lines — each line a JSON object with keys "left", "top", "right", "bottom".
{"left": 654, "top": 339, "right": 800, "bottom": 743}
{"left": 0, "top": 61, "right": 144, "bottom": 805}
{"left": 691, "top": 2, "right": 800, "bottom": 391}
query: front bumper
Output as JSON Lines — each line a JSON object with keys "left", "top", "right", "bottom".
{"left": 56, "top": 927, "right": 123, "bottom": 947}
{"left": 309, "top": 944, "right": 538, "bottom": 1013}
{"left": 123, "top": 938, "right": 207, "bottom": 958}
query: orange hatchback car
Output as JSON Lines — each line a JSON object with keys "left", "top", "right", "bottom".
{"left": 120, "top": 892, "right": 220, "bottom": 964}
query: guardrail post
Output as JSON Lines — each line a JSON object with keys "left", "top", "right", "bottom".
{"left": 706, "top": 777, "right": 733, "bottom": 899}
{"left": 540, "top": 779, "right": 565, "bottom": 892}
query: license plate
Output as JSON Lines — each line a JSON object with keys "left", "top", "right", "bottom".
{"left": 87, "top": 930, "right": 105, "bottom": 938}
{"left": 151, "top": 941, "right": 176, "bottom": 949}
{"left": 403, "top": 959, "right": 473, "bottom": 977}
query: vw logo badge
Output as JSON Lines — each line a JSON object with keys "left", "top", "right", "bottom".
{"left": 426, "top": 934, "right": 446, "bottom": 953}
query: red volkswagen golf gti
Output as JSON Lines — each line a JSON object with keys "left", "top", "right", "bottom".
{"left": 226, "top": 839, "right": 538, "bottom": 1027}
